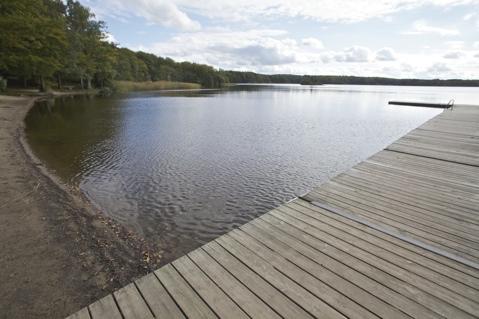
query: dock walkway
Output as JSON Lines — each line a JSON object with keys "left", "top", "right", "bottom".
{"left": 67, "top": 104, "right": 479, "bottom": 319}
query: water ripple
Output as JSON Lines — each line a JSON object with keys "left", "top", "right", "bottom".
{"left": 25, "top": 85, "right": 478, "bottom": 260}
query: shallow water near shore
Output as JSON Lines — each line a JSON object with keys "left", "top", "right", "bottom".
{"left": 25, "top": 84, "right": 479, "bottom": 259}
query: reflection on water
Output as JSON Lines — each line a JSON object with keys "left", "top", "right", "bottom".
{"left": 25, "top": 85, "right": 479, "bottom": 262}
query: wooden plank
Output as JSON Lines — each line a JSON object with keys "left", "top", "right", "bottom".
{"left": 319, "top": 178, "right": 479, "bottom": 235}
{"left": 313, "top": 184, "right": 479, "bottom": 248}
{"left": 391, "top": 140, "right": 479, "bottom": 160}
{"left": 113, "top": 283, "right": 154, "bottom": 319}
{"left": 427, "top": 117, "right": 479, "bottom": 125}
{"left": 88, "top": 295, "right": 122, "bottom": 319}
{"left": 366, "top": 160, "right": 479, "bottom": 187}
{"left": 354, "top": 162, "right": 479, "bottom": 201}
{"left": 135, "top": 273, "right": 186, "bottom": 319}
{"left": 367, "top": 156, "right": 479, "bottom": 183}
{"left": 307, "top": 190, "right": 479, "bottom": 263}
{"left": 339, "top": 168, "right": 479, "bottom": 211}
{"left": 239, "top": 220, "right": 411, "bottom": 319}
{"left": 332, "top": 168, "right": 479, "bottom": 218}
{"left": 313, "top": 188, "right": 479, "bottom": 256}
{"left": 373, "top": 147, "right": 479, "bottom": 168}
{"left": 400, "top": 135, "right": 479, "bottom": 153}
{"left": 388, "top": 101, "right": 453, "bottom": 108}
{"left": 356, "top": 162, "right": 479, "bottom": 200}
{"left": 271, "top": 206, "right": 479, "bottom": 316}
{"left": 228, "top": 228, "right": 382, "bottom": 319}
{"left": 371, "top": 150, "right": 479, "bottom": 177}
{"left": 255, "top": 214, "right": 447, "bottom": 319}
{"left": 314, "top": 177, "right": 479, "bottom": 238}
{"left": 423, "top": 120, "right": 479, "bottom": 131}
{"left": 155, "top": 264, "right": 217, "bottom": 319}
{"left": 311, "top": 199, "right": 479, "bottom": 272}
{"left": 269, "top": 208, "right": 477, "bottom": 318}
{"left": 66, "top": 307, "right": 90, "bottom": 319}
{"left": 290, "top": 199, "right": 479, "bottom": 290}
{"left": 409, "top": 129, "right": 479, "bottom": 143}
{"left": 187, "top": 248, "right": 281, "bottom": 319}
{"left": 342, "top": 170, "right": 479, "bottom": 220}
{"left": 172, "top": 255, "right": 249, "bottom": 319}
{"left": 333, "top": 176, "right": 479, "bottom": 222}
{"left": 424, "top": 117, "right": 479, "bottom": 127}
{"left": 387, "top": 143, "right": 479, "bottom": 166}
{"left": 418, "top": 123, "right": 479, "bottom": 136}
{"left": 327, "top": 182, "right": 479, "bottom": 239}
{"left": 348, "top": 166, "right": 479, "bottom": 205}
{"left": 216, "top": 234, "right": 347, "bottom": 319}
{"left": 202, "top": 241, "right": 314, "bottom": 319}
{"left": 294, "top": 198, "right": 479, "bottom": 283}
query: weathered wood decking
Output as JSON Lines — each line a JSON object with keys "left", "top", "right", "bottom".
{"left": 67, "top": 104, "right": 479, "bottom": 319}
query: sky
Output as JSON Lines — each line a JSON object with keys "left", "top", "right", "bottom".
{"left": 81, "top": 0, "right": 479, "bottom": 79}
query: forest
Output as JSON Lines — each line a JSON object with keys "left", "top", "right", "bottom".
{"left": 1, "top": 0, "right": 478, "bottom": 93}
{"left": 0, "top": 0, "right": 227, "bottom": 91}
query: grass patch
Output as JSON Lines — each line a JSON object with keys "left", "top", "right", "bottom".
{"left": 113, "top": 80, "right": 201, "bottom": 93}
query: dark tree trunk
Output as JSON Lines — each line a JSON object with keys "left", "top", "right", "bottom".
{"left": 23, "top": 77, "right": 27, "bottom": 88}
{"left": 86, "top": 76, "right": 92, "bottom": 90}
{"left": 57, "top": 74, "right": 62, "bottom": 89}
{"left": 39, "top": 76, "right": 46, "bottom": 92}
{"left": 80, "top": 77, "right": 84, "bottom": 89}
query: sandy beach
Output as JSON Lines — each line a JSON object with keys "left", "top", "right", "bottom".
{"left": 0, "top": 95, "right": 160, "bottom": 318}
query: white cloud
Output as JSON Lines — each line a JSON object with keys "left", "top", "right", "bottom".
{"left": 148, "top": 2, "right": 201, "bottom": 30}
{"left": 377, "top": 55, "right": 478, "bottom": 79}
{"left": 87, "top": 0, "right": 201, "bottom": 31}
{"left": 375, "top": 47, "right": 397, "bottom": 61}
{"left": 319, "top": 46, "right": 373, "bottom": 63}
{"left": 463, "top": 12, "right": 476, "bottom": 20}
{"left": 102, "top": 32, "right": 117, "bottom": 43}
{"left": 403, "top": 20, "right": 460, "bottom": 36}
{"left": 85, "top": 0, "right": 479, "bottom": 79}
{"left": 475, "top": 52, "right": 479, "bottom": 58}
{"left": 382, "top": 16, "right": 394, "bottom": 23}
{"left": 426, "top": 62, "right": 453, "bottom": 76}
{"left": 213, "top": 44, "right": 297, "bottom": 65}
{"left": 333, "top": 46, "right": 372, "bottom": 62}
{"left": 87, "top": 0, "right": 479, "bottom": 29}
{"left": 463, "top": 11, "right": 479, "bottom": 21}
{"left": 181, "top": 0, "right": 479, "bottom": 23}
{"left": 445, "top": 40, "right": 464, "bottom": 49}
{"left": 301, "top": 38, "right": 324, "bottom": 50}
{"left": 133, "top": 26, "right": 479, "bottom": 79}
{"left": 463, "top": 11, "right": 479, "bottom": 30}
{"left": 136, "top": 29, "right": 300, "bottom": 68}
{"left": 443, "top": 51, "right": 464, "bottom": 58}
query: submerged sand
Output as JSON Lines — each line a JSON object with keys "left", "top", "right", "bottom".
{"left": 0, "top": 95, "right": 160, "bottom": 318}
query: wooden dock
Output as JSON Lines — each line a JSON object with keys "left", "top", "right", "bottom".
{"left": 67, "top": 104, "right": 479, "bottom": 319}
{"left": 388, "top": 100, "right": 455, "bottom": 108}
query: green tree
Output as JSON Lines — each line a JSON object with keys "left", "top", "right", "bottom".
{"left": 0, "top": 0, "right": 66, "bottom": 90}
{"left": 64, "top": 0, "right": 106, "bottom": 89}
{"left": 93, "top": 42, "right": 117, "bottom": 88}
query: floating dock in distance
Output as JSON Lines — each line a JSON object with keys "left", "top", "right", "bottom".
{"left": 389, "top": 99, "right": 454, "bottom": 108}
{"left": 66, "top": 104, "right": 479, "bottom": 319}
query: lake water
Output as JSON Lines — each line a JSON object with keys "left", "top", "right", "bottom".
{"left": 25, "top": 84, "right": 479, "bottom": 261}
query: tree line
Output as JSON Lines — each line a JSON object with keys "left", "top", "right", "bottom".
{"left": 0, "top": 0, "right": 228, "bottom": 91}
{"left": 1, "top": 0, "right": 478, "bottom": 92}
{"left": 222, "top": 72, "right": 479, "bottom": 86}
{"left": 300, "top": 75, "right": 479, "bottom": 87}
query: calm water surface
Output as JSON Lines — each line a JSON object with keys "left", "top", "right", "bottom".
{"left": 25, "top": 84, "right": 479, "bottom": 259}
